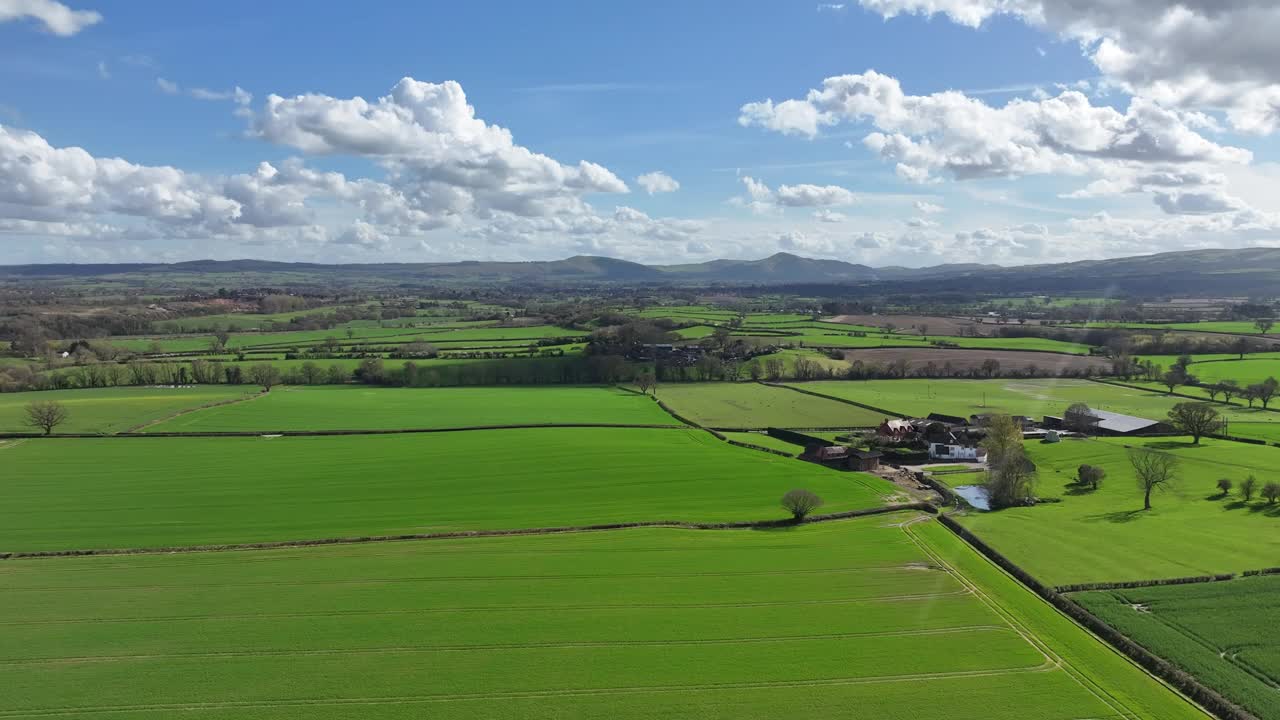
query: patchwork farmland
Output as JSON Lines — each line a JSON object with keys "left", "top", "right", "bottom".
{"left": 9, "top": 296, "right": 1280, "bottom": 720}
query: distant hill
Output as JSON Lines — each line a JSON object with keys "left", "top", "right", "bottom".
{"left": 3, "top": 248, "right": 1280, "bottom": 294}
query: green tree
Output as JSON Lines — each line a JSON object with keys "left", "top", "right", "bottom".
{"left": 781, "top": 489, "right": 824, "bottom": 521}
{"left": 1166, "top": 402, "right": 1224, "bottom": 444}
{"left": 1215, "top": 478, "right": 1233, "bottom": 497}
{"left": 1076, "top": 464, "right": 1106, "bottom": 490}
{"left": 983, "top": 415, "right": 1035, "bottom": 508}
{"left": 1241, "top": 475, "right": 1258, "bottom": 501}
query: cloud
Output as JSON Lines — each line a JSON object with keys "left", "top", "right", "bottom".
{"left": 740, "top": 70, "right": 1249, "bottom": 177}
{"left": 905, "top": 217, "right": 938, "bottom": 228}
{"left": 913, "top": 199, "right": 943, "bottom": 214}
{"left": 189, "top": 86, "right": 252, "bottom": 105}
{"left": 814, "top": 209, "right": 847, "bottom": 223}
{"left": 0, "top": 0, "right": 101, "bottom": 36}
{"left": 817, "top": 3, "right": 846, "bottom": 11}
{"left": 252, "top": 77, "right": 629, "bottom": 224}
{"left": 636, "top": 170, "right": 679, "bottom": 194}
{"left": 156, "top": 77, "right": 179, "bottom": 94}
{"left": 332, "top": 220, "right": 389, "bottom": 249}
{"left": 96, "top": 60, "right": 108, "bottom": 79}
{"left": 739, "top": 69, "right": 1252, "bottom": 210}
{"left": 733, "top": 175, "right": 859, "bottom": 214}
{"left": 853, "top": 1, "right": 1280, "bottom": 135}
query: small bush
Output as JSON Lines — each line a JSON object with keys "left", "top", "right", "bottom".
{"left": 780, "top": 489, "right": 824, "bottom": 520}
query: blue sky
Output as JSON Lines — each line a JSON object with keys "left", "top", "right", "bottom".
{"left": 3, "top": 0, "right": 1280, "bottom": 266}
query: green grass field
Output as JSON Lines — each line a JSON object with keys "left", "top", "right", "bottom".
{"left": 0, "top": 386, "right": 257, "bottom": 434}
{"left": 1074, "top": 575, "right": 1280, "bottom": 719}
{"left": 1183, "top": 357, "right": 1280, "bottom": 386}
{"left": 720, "top": 431, "right": 803, "bottom": 454}
{"left": 147, "top": 385, "right": 677, "bottom": 432}
{"left": 0, "top": 514, "right": 1206, "bottom": 719}
{"left": 654, "top": 383, "right": 884, "bottom": 429}
{"left": 0, "top": 428, "right": 892, "bottom": 552}
{"left": 956, "top": 437, "right": 1280, "bottom": 585}
{"left": 1071, "top": 320, "right": 1276, "bottom": 334}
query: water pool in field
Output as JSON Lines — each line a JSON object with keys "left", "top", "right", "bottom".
{"left": 953, "top": 485, "right": 990, "bottom": 510}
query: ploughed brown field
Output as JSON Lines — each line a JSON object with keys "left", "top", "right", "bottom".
{"left": 838, "top": 347, "right": 1110, "bottom": 373}
{"left": 828, "top": 314, "right": 987, "bottom": 336}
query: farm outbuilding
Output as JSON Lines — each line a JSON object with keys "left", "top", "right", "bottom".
{"left": 1043, "top": 410, "right": 1173, "bottom": 436}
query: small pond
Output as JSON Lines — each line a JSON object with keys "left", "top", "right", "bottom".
{"left": 952, "top": 485, "right": 991, "bottom": 511}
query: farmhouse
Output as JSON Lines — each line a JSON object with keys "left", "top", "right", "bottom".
{"left": 877, "top": 418, "right": 914, "bottom": 439}
{"left": 928, "top": 442, "right": 988, "bottom": 462}
{"left": 1043, "top": 410, "right": 1173, "bottom": 436}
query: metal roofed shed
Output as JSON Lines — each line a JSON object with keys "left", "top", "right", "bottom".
{"left": 1046, "top": 409, "right": 1174, "bottom": 436}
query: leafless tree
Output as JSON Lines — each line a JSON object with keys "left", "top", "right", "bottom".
{"left": 1064, "top": 403, "right": 1099, "bottom": 433}
{"left": 781, "top": 489, "right": 824, "bottom": 521}
{"left": 248, "top": 363, "right": 282, "bottom": 392}
{"left": 1263, "top": 482, "right": 1280, "bottom": 504}
{"left": 1077, "top": 464, "right": 1106, "bottom": 490}
{"left": 635, "top": 371, "right": 655, "bottom": 396}
{"left": 1166, "top": 402, "right": 1224, "bottom": 444}
{"left": 1129, "top": 449, "right": 1179, "bottom": 510}
{"left": 1241, "top": 475, "right": 1258, "bottom": 501}
{"left": 1255, "top": 377, "right": 1278, "bottom": 409}
{"left": 1255, "top": 318, "right": 1275, "bottom": 335}
{"left": 25, "top": 401, "right": 68, "bottom": 435}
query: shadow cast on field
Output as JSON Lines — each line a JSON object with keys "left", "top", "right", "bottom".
{"left": 1083, "top": 509, "right": 1147, "bottom": 524}
{"left": 1143, "top": 441, "right": 1202, "bottom": 451}
{"left": 1064, "top": 483, "right": 1097, "bottom": 496}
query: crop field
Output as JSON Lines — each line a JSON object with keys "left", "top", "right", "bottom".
{"left": 148, "top": 385, "right": 678, "bottom": 432}
{"left": 957, "top": 437, "right": 1280, "bottom": 585}
{"left": 0, "top": 428, "right": 892, "bottom": 552}
{"left": 0, "top": 386, "right": 257, "bottom": 434}
{"left": 654, "top": 383, "right": 884, "bottom": 429}
{"left": 0, "top": 514, "right": 1206, "bottom": 719}
{"left": 1073, "top": 575, "right": 1280, "bottom": 719}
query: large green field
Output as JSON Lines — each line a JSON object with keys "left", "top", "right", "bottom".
{"left": 0, "top": 386, "right": 257, "bottom": 434}
{"left": 795, "top": 378, "right": 1280, "bottom": 441}
{"left": 1074, "top": 575, "right": 1280, "bottom": 719}
{"left": 956, "top": 437, "right": 1280, "bottom": 585}
{"left": 147, "top": 385, "right": 677, "bottom": 432}
{"left": 0, "top": 514, "right": 1206, "bottom": 719}
{"left": 1072, "top": 320, "right": 1275, "bottom": 335}
{"left": 654, "top": 382, "right": 884, "bottom": 429}
{"left": 0, "top": 428, "right": 891, "bottom": 552}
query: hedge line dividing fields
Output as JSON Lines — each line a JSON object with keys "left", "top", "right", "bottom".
{"left": 0, "top": 514, "right": 1208, "bottom": 719}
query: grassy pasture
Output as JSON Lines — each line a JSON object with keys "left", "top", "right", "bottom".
{"left": 654, "top": 382, "right": 884, "bottom": 429}
{"left": 0, "top": 386, "right": 256, "bottom": 434}
{"left": 1074, "top": 575, "right": 1280, "bottom": 719}
{"left": 957, "top": 437, "right": 1280, "bottom": 585}
{"left": 720, "top": 431, "right": 802, "bottom": 454}
{"left": 148, "top": 385, "right": 678, "bottom": 432}
{"left": 0, "top": 515, "right": 1205, "bottom": 719}
{"left": 0, "top": 428, "right": 892, "bottom": 552}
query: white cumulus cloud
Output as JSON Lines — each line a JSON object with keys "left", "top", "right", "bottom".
{"left": 0, "top": 0, "right": 100, "bottom": 36}
{"left": 636, "top": 170, "right": 679, "bottom": 194}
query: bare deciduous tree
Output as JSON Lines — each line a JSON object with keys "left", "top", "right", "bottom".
{"left": 1241, "top": 475, "right": 1258, "bottom": 501}
{"left": 1166, "top": 402, "right": 1224, "bottom": 444}
{"left": 1077, "top": 464, "right": 1105, "bottom": 490}
{"left": 781, "top": 489, "right": 824, "bottom": 521}
{"left": 1263, "top": 482, "right": 1280, "bottom": 504}
{"left": 1129, "top": 449, "right": 1179, "bottom": 511}
{"left": 635, "top": 371, "right": 656, "bottom": 396}
{"left": 248, "top": 363, "right": 282, "bottom": 392}
{"left": 1255, "top": 318, "right": 1274, "bottom": 336}
{"left": 1216, "top": 478, "right": 1233, "bottom": 497}
{"left": 25, "top": 401, "right": 68, "bottom": 435}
